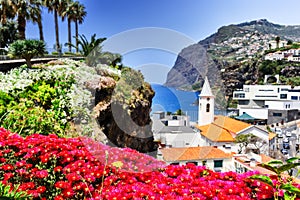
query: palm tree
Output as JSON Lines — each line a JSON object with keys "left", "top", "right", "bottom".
{"left": 72, "top": 1, "right": 86, "bottom": 53}
{"left": 66, "top": 33, "right": 106, "bottom": 56}
{"left": 275, "top": 36, "right": 280, "bottom": 49}
{"left": 62, "top": 0, "right": 76, "bottom": 52}
{"left": 28, "top": 0, "right": 44, "bottom": 41}
{"left": 43, "top": 0, "right": 68, "bottom": 52}
{"left": 0, "top": 0, "right": 15, "bottom": 25}
{"left": 11, "top": 0, "right": 28, "bottom": 40}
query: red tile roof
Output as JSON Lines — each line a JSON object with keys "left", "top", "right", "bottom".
{"left": 196, "top": 115, "right": 251, "bottom": 142}
{"left": 160, "top": 146, "right": 232, "bottom": 162}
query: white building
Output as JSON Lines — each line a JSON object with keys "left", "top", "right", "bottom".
{"left": 156, "top": 126, "right": 201, "bottom": 148}
{"left": 198, "top": 76, "right": 214, "bottom": 126}
{"left": 151, "top": 111, "right": 201, "bottom": 149}
{"left": 159, "top": 146, "right": 234, "bottom": 172}
{"left": 233, "top": 84, "right": 300, "bottom": 124}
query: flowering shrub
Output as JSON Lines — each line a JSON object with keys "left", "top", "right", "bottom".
{"left": 1, "top": 128, "right": 300, "bottom": 199}
{"left": 0, "top": 60, "right": 99, "bottom": 137}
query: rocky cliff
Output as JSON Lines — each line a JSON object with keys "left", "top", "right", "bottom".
{"left": 88, "top": 67, "right": 158, "bottom": 154}
{"left": 165, "top": 19, "right": 300, "bottom": 99}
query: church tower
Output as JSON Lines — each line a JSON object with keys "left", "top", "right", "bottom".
{"left": 198, "top": 76, "right": 214, "bottom": 126}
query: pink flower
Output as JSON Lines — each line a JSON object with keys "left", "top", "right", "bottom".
{"left": 35, "top": 170, "right": 49, "bottom": 179}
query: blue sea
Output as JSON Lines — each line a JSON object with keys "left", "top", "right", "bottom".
{"left": 151, "top": 84, "right": 228, "bottom": 122}
{"left": 151, "top": 84, "right": 199, "bottom": 122}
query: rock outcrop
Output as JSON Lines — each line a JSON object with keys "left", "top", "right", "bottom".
{"left": 165, "top": 19, "right": 300, "bottom": 98}
{"left": 89, "top": 69, "right": 158, "bottom": 154}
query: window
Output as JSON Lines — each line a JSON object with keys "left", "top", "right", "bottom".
{"left": 206, "top": 103, "right": 210, "bottom": 112}
{"left": 187, "top": 162, "right": 198, "bottom": 166}
{"left": 291, "top": 96, "right": 298, "bottom": 100}
{"left": 280, "top": 94, "right": 287, "bottom": 99}
{"left": 258, "top": 89, "right": 274, "bottom": 92}
{"left": 170, "top": 162, "right": 179, "bottom": 165}
{"left": 202, "top": 160, "right": 207, "bottom": 166}
{"left": 214, "top": 160, "right": 223, "bottom": 168}
{"left": 234, "top": 93, "right": 245, "bottom": 98}
{"left": 273, "top": 113, "right": 282, "bottom": 117}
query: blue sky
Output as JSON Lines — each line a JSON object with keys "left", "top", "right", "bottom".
{"left": 26, "top": 0, "right": 300, "bottom": 84}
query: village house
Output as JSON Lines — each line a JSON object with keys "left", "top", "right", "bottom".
{"left": 233, "top": 83, "right": 300, "bottom": 124}
{"left": 159, "top": 146, "right": 234, "bottom": 172}
{"left": 196, "top": 77, "right": 276, "bottom": 155}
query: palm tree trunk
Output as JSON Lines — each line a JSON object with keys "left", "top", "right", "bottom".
{"left": 1, "top": 2, "right": 7, "bottom": 25}
{"left": 54, "top": 10, "right": 60, "bottom": 53}
{"left": 75, "top": 20, "right": 78, "bottom": 53}
{"left": 67, "top": 18, "right": 71, "bottom": 52}
{"left": 37, "top": 15, "right": 44, "bottom": 41}
{"left": 17, "top": 15, "right": 26, "bottom": 40}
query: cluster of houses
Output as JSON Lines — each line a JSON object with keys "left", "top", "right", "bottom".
{"left": 152, "top": 77, "right": 283, "bottom": 174}
{"left": 265, "top": 48, "right": 300, "bottom": 62}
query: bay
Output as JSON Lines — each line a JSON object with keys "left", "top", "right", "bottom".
{"left": 151, "top": 84, "right": 199, "bottom": 122}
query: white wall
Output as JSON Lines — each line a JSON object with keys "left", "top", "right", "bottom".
{"left": 164, "top": 158, "right": 234, "bottom": 172}
{"left": 160, "top": 132, "right": 202, "bottom": 147}
{"left": 239, "top": 108, "right": 268, "bottom": 119}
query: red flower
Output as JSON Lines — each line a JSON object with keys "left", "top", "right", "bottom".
{"left": 55, "top": 181, "right": 71, "bottom": 189}
{"left": 37, "top": 186, "right": 46, "bottom": 193}
{"left": 3, "top": 173, "right": 14, "bottom": 181}
{"left": 54, "top": 166, "right": 63, "bottom": 173}
{"left": 1, "top": 164, "right": 14, "bottom": 171}
{"left": 54, "top": 195, "right": 64, "bottom": 200}
{"left": 40, "top": 154, "right": 50, "bottom": 163}
{"left": 66, "top": 173, "right": 81, "bottom": 182}
{"left": 16, "top": 160, "right": 26, "bottom": 168}
{"left": 62, "top": 188, "right": 75, "bottom": 198}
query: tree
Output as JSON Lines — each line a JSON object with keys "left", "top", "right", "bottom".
{"left": 0, "top": 20, "right": 18, "bottom": 48}
{"left": 275, "top": 36, "right": 280, "bottom": 49}
{"left": 8, "top": 39, "right": 46, "bottom": 68}
{"left": 62, "top": 0, "right": 76, "bottom": 52}
{"left": 0, "top": 0, "right": 15, "bottom": 25}
{"left": 287, "top": 40, "right": 293, "bottom": 45}
{"left": 235, "top": 133, "right": 267, "bottom": 154}
{"left": 11, "top": 0, "right": 28, "bottom": 40}
{"left": 43, "top": 0, "right": 68, "bottom": 52}
{"left": 72, "top": 1, "right": 86, "bottom": 53}
{"left": 28, "top": 0, "right": 44, "bottom": 41}
{"left": 66, "top": 33, "right": 106, "bottom": 56}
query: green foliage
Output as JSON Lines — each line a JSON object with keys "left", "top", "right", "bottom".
{"left": 0, "top": 79, "right": 74, "bottom": 137}
{"left": 66, "top": 33, "right": 106, "bottom": 57}
{"left": 191, "top": 82, "right": 201, "bottom": 91}
{"left": 51, "top": 51, "right": 59, "bottom": 55}
{"left": 174, "top": 109, "right": 183, "bottom": 116}
{"left": 258, "top": 60, "right": 282, "bottom": 76}
{"left": 250, "top": 157, "right": 300, "bottom": 200}
{"left": 0, "top": 20, "right": 18, "bottom": 48}
{"left": 113, "top": 67, "right": 145, "bottom": 104}
{"left": 281, "top": 76, "right": 300, "bottom": 86}
{"left": 8, "top": 39, "right": 46, "bottom": 67}
{"left": 0, "top": 182, "right": 31, "bottom": 199}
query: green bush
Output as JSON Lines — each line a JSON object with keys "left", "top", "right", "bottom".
{"left": 8, "top": 39, "right": 46, "bottom": 68}
{"left": 0, "top": 182, "right": 31, "bottom": 200}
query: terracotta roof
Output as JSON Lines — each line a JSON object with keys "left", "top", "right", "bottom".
{"left": 260, "top": 154, "right": 274, "bottom": 163}
{"left": 160, "top": 146, "right": 232, "bottom": 162}
{"left": 213, "top": 115, "right": 251, "bottom": 133}
{"left": 268, "top": 132, "right": 277, "bottom": 140}
{"left": 234, "top": 155, "right": 276, "bottom": 175}
{"left": 197, "top": 123, "right": 235, "bottom": 142}
{"left": 197, "top": 115, "right": 276, "bottom": 143}
{"left": 196, "top": 115, "right": 251, "bottom": 142}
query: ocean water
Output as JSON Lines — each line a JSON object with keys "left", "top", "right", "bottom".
{"left": 151, "top": 84, "right": 199, "bottom": 122}
{"left": 151, "top": 84, "right": 228, "bottom": 122}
